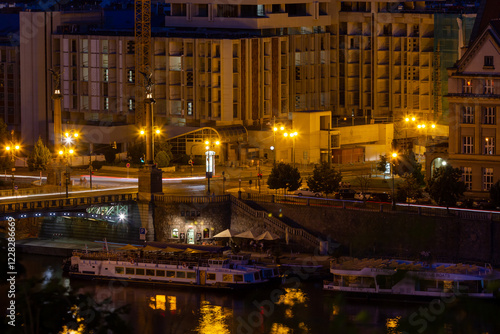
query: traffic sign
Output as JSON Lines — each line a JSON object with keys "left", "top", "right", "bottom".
{"left": 139, "top": 227, "right": 147, "bottom": 234}
{"left": 126, "top": 163, "right": 130, "bottom": 168}
{"left": 14, "top": 185, "right": 18, "bottom": 190}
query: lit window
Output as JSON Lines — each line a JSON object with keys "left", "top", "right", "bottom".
{"left": 483, "top": 168, "right": 494, "bottom": 191}
{"left": 104, "top": 97, "right": 109, "bottom": 110}
{"left": 172, "top": 228, "right": 179, "bottom": 238}
{"left": 461, "top": 167, "right": 472, "bottom": 190}
{"left": 127, "top": 69, "right": 134, "bottom": 83}
{"left": 103, "top": 68, "right": 109, "bottom": 82}
{"left": 484, "top": 137, "right": 495, "bottom": 155}
{"left": 462, "top": 136, "right": 474, "bottom": 154}
{"left": 483, "top": 107, "right": 496, "bottom": 125}
{"left": 463, "top": 79, "right": 472, "bottom": 93}
{"left": 461, "top": 106, "right": 474, "bottom": 124}
{"left": 128, "top": 98, "right": 135, "bottom": 111}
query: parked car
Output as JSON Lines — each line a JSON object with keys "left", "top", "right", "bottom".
{"left": 294, "top": 188, "right": 323, "bottom": 197}
{"left": 335, "top": 188, "right": 357, "bottom": 199}
{"left": 354, "top": 192, "right": 372, "bottom": 201}
{"left": 368, "top": 192, "right": 391, "bottom": 202}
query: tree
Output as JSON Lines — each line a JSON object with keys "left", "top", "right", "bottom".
{"left": 354, "top": 175, "right": 371, "bottom": 195}
{"left": 127, "top": 141, "right": 145, "bottom": 164}
{"left": 426, "top": 165, "right": 466, "bottom": 208}
{"left": 306, "top": 162, "right": 342, "bottom": 197}
{"left": 396, "top": 174, "right": 423, "bottom": 203}
{"left": 267, "top": 162, "right": 301, "bottom": 193}
{"left": 490, "top": 180, "right": 500, "bottom": 208}
{"left": 103, "top": 145, "right": 117, "bottom": 164}
{"left": 395, "top": 151, "right": 425, "bottom": 185}
{"left": 155, "top": 150, "right": 171, "bottom": 167}
{"left": 376, "top": 154, "right": 389, "bottom": 174}
{"left": 27, "top": 137, "right": 52, "bottom": 171}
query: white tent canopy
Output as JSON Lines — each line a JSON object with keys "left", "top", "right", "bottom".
{"left": 212, "top": 229, "right": 239, "bottom": 238}
{"left": 255, "top": 231, "right": 280, "bottom": 241}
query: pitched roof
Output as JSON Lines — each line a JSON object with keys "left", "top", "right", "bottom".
{"left": 470, "top": 0, "right": 500, "bottom": 44}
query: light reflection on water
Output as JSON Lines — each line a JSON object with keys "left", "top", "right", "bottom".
{"left": 21, "top": 254, "right": 496, "bottom": 334}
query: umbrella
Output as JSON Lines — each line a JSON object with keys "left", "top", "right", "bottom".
{"left": 143, "top": 245, "right": 163, "bottom": 252}
{"left": 235, "top": 230, "right": 258, "bottom": 239}
{"left": 184, "top": 248, "right": 210, "bottom": 254}
{"left": 162, "top": 246, "right": 184, "bottom": 253}
{"left": 212, "top": 229, "right": 238, "bottom": 238}
{"left": 255, "top": 231, "right": 280, "bottom": 241}
{"left": 116, "top": 244, "right": 140, "bottom": 251}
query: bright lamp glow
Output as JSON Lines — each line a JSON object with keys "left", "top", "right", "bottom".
{"left": 442, "top": 161, "right": 447, "bottom": 166}
{"left": 58, "top": 150, "right": 63, "bottom": 155}
{"left": 14, "top": 145, "right": 19, "bottom": 150}
{"left": 215, "top": 141, "right": 220, "bottom": 145}
{"left": 140, "top": 130, "right": 145, "bottom": 135}
{"left": 74, "top": 133, "right": 78, "bottom": 138}
{"left": 405, "top": 117, "right": 409, "bottom": 122}
{"left": 119, "top": 213, "right": 125, "bottom": 220}
{"left": 273, "top": 127, "right": 278, "bottom": 132}
{"left": 284, "top": 133, "right": 288, "bottom": 137}
{"left": 155, "top": 129, "right": 160, "bottom": 134}
{"left": 69, "top": 149, "right": 74, "bottom": 154}
{"left": 411, "top": 117, "right": 416, "bottom": 122}
{"left": 205, "top": 140, "right": 209, "bottom": 145}
{"left": 431, "top": 124, "right": 436, "bottom": 128}
{"left": 5, "top": 146, "right": 10, "bottom": 151}
{"left": 392, "top": 153, "right": 398, "bottom": 158}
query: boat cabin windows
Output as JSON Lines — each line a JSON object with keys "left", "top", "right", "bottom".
{"left": 176, "top": 271, "right": 186, "bottom": 278}
{"left": 167, "top": 271, "right": 175, "bottom": 278}
{"left": 208, "top": 259, "right": 230, "bottom": 267}
{"left": 254, "top": 272, "right": 261, "bottom": 281}
{"left": 244, "top": 273, "right": 254, "bottom": 282}
{"left": 223, "top": 274, "right": 233, "bottom": 282}
{"left": 126, "top": 268, "right": 134, "bottom": 275}
{"left": 186, "top": 272, "right": 196, "bottom": 279}
{"left": 234, "top": 275, "right": 243, "bottom": 282}
{"left": 115, "top": 267, "right": 124, "bottom": 274}
{"left": 156, "top": 270, "right": 165, "bottom": 277}
{"left": 136, "top": 269, "right": 145, "bottom": 276}
{"left": 146, "top": 269, "right": 155, "bottom": 276}
{"left": 207, "top": 273, "right": 216, "bottom": 280}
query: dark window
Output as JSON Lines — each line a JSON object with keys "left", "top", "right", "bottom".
{"left": 484, "top": 56, "right": 494, "bottom": 68}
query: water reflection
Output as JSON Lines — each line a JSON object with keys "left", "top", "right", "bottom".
{"left": 19, "top": 255, "right": 500, "bottom": 334}
{"left": 196, "top": 300, "right": 232, "bottom": 334}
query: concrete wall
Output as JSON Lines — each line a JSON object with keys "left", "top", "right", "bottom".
{"left": 253, "top": 202, "right": 500, "bottom": 265}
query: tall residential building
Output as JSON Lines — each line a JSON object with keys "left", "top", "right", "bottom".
{"left": 17, "top": 1, "right": 477, "bottom": 165}
{"left": 447, "top": 19, "right": 500, "bottom": 198}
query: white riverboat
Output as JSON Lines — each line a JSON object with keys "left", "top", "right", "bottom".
{"left": 323, "top": 258, "right": 500, "bottom": 299}
{"left": 66, "top": 250, "right": 271, "bottom": 289}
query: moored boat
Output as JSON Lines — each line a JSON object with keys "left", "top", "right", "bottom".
{"left": 323, "top": 257, "right": 500, "bottom": 299}
{"left": 65, "top": 249, "right": 271, "bottom": 289}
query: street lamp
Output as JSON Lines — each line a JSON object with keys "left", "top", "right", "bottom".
{"left": 391, "top": 152, "right": 398, "bottom": 210}
{"left": 139, "top": 126, "right": 162, "bottom": 164}
{"left": 404, "top": 116, "right": 417, "bottom": 154}
{"left": 4, "top": 138, "right": 20, "bottom": 196}
{"left": 205, "top": 139, "right": 220, "bottom": 195}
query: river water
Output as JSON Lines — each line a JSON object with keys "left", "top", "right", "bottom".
{"left": 16, "top": 254, "right": 500, "bottom": 334}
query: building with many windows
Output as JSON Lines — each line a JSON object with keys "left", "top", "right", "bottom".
{"left": 446, "top": 19, "right": 500, "bottom": 198}
{"left": 16, "top": 1, "right": 477, "bottom": 165}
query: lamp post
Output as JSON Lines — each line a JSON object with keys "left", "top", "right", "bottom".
{"left": 391, "top": 152, "right": 398, "bottom": 210}
{"left": 59, "top": 130, "right": 78, "bottom": 198}
{"left": 59, "top": 147, "right": 74, "bottom": 198}
{"left": 140, "top": 126, "right": 162, "bottom": 164}
{"left": 5, "top": 136, "right": 20, "bottom": 196}
{"left": 404, "top": 116, "right": 416, "bottom": 154}
{"left": 205, "top": 139, "right": 220, "bottom": 195}
{"left": 284, "top": 131, "right": 298, "bottom": 168}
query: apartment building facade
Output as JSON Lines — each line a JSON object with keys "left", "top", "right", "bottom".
{"left": 447, "top": 19, "right": 500, "bottom": 198}
{"left": 17, "top": 1, "right": 476, "bottom": 164}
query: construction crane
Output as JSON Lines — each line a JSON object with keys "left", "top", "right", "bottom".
{"left": 135, "top": 0, "right": 152, "bottom": 125}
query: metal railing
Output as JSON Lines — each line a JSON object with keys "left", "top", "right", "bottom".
{"left": 0, "top": 193, "right": 137, "bottom": 214}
